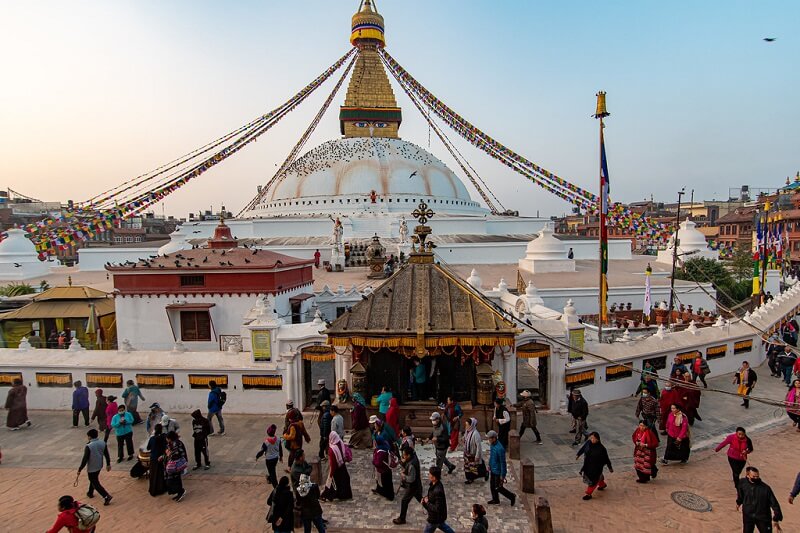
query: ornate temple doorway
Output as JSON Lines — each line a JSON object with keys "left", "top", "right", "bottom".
{"left": 517, "top": 341, "right": 551, "bottom": 408}
{"left": 301, "top": 345, "right": 336, "bottom": 409}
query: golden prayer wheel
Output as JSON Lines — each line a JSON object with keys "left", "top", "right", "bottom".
{"left": 138, "top": 450, "right": 151, "bottom": 468}
{"left": 476, "top": 363, "right": 494, "bottom": 406}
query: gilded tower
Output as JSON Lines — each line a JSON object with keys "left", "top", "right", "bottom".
{"left": 339, "top": 0, "right": 402, "bottom": 139}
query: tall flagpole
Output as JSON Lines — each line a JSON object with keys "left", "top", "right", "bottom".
{"left": 594, "top": 92, "right": 610, "bottom": 343}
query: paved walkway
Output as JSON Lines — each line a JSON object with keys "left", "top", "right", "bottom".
{"left": 1, "top": 361, "right": 798, "bottom": 532}
{"left": 519, "top": 362, "right": 793, "bottom": 480}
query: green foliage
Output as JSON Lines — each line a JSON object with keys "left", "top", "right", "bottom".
{"left": 674, "top": 257, "right": 749, "bottom": 308}
{"left": 0, "top": 282, "right": 36, "bottom": 297}
{"left": 728, "top": 243, "right": 753, "bottom": 282}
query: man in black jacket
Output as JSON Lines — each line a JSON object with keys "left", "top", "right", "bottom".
{"left": 736, "top": 466, "right": 782, "bottom": 533}
{"left": 569, "top": 389, "right": 589, "bottom": 446}
{"left": 191, "top": 409, "right": 211, "bottom": 470}
{"left": 421, "top": 466, "right": 455, "bottom": 533}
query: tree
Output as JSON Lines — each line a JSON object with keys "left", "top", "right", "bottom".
{"left": 674, "top": 257, "right": 748, "bottom": 308}
{"left": 728, "top": 243, "right": 753, "bottom": 283}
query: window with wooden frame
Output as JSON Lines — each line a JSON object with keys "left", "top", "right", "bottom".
{"left": 706, "top": 344, "right": 727, "bottom": 360}
{"left": 180, "top": 311, "right": 212, "bottom": 341}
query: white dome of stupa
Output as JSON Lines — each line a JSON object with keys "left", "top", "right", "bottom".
{"left": 0, "top": 228, "right": 39, "bottom": 258}
{"left": 0, "top": 228, "right": 50, "bottom": 280}
{"left": 656, "top": 219, "right": 718, "bottom": 265}
{"left": 158, "top": 226, "right": 191, "bottom": 256}
{"left": 523, "top": 224, "right": 567, "bottom": 260}
{"left": 244, "top": 137, "right": 487, "bottom": 217}
{"left": 518, "top": 223, "right": 576, "bottom": 273}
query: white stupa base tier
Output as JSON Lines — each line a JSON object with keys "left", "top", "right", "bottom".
{"left": 518, "top": 258, "right": 576, "bottom": 274}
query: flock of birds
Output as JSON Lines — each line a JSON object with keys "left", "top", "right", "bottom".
{"left": 104, "top": 245, "right": 273, "bottom": 270}
{"left": 266, "top": 137, "right": 446, "bottom": 200}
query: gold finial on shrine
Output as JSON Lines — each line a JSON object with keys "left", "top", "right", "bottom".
{"left": 594, "top": 91, "right": 609, "bottom": 119}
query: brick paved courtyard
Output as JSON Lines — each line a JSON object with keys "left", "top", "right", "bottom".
{"left": 2, "top": 363, "right": 800, "bottom": 532}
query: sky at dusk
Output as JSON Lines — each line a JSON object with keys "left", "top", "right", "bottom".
{"left": 0, "top": 0, "right": 797, "bottom": 219}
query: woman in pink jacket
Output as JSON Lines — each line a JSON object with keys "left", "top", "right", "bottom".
{"left": 786, "top": 379, "right": 800, "bottom": 429}
{"left": 104, "top": 395, "right": 119, "bottom": 442}
{"left": 714, "top": 427, "right": 753, "bottom": 489}
{"left": 661, "top": 404, "right": 690, "bottom": 465}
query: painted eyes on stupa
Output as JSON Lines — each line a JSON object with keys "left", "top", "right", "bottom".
{"left": 353, "top": 122, "right": 389, "bottom": 128}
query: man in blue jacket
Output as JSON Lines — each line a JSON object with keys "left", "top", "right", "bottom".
{"left": 72, "top": 380, "right": 90, "bottom": 428}
{"left": 487, "top": 430, "right": 516, "bottom": 506}
{"left": 207, "top": 380, "right": 225, "bottom": 436}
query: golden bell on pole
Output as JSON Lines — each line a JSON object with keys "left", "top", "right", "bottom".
{"left": 594, "top": 91, "right": 609, "bottom": 118}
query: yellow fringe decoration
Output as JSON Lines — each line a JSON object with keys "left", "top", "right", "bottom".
{"left": 566, "top": 370, "right": 595, "bottom": 384}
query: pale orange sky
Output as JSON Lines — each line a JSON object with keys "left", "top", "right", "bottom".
{"left": 1, "top": 1, "right": 797, "bottom": 219}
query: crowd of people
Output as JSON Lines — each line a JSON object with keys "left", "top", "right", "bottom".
{"left": 7, "top": 350, "right": 800, "bottom": 532}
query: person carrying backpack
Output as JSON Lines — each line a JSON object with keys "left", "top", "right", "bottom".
{"left": 46, "top": 494, "right": 100, "bottom": 533}
{"left": 207, "top": 380, "right": 226, "bottom": 436}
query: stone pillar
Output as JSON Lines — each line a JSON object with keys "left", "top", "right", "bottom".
{"left": 281, "top": 350, "right": 300, "bottom": 407}
{"left": 521, "top": 457, "right": 535, "bottom": 493}
{"left": 550, "top": 346, "right": 568, "bottom": 414}
{"left": 503, "top": 349, "right": 518, "bottom": 402}
{"left": 308, "top": 456, "right": 323, "bottom": 485}
{"left": 339, "top": 351, "right": 353, "bottom": 391}
{"left": 509, "top": 429, "right": 520, "bottom": 460}
{"left": 534, "top": 496, "right": 553, "bottom": 533}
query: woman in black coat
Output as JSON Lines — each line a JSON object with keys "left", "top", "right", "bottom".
{"left": 576, "top": 432, "right": 613, "bottom": 500}
{"left": 267, "top": 476, "right": 294, "bottom": 533}
{"left": 146, "top": 423, "right": 167, "bottom": 496}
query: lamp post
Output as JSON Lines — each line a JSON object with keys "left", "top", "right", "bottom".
{"left": 667, "top": 188, "right": 686, "bottom": 328}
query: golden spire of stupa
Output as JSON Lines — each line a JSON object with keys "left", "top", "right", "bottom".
{"left": 339, "top": 0, "right": 401, "bottom": 139}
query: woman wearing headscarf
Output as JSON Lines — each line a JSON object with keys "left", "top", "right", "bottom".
{"left": 662, "top": 404, "right": 690, "bottom": 465}
{"left": 632, "top": 420, "right": 659, "bottom": 483}
{"left": 576, "top": 432, "right": 613, "bottom": 500}
{"left": 146, "top": 423, "right": 167, "bottom": 496}
{"left": 257, "top": 424, "right": 283, "bottom": 488}
{"left": 371, "top": 435, "right": 395, "bottom": 501}
{"left": 323, "top": 430, "right": 352, "bottom": 501}
{"left": 463, "top": 417, "right": 486, "bottom": 484}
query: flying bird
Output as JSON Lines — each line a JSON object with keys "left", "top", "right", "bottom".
{"left": 763, "top": 37, "right": 776, "bottom": 42}
{"left": 13, "top": 263, "right": 21, "bottom": 267}
{"left": 408, "top": 171, "right": 417, "bottom": 179}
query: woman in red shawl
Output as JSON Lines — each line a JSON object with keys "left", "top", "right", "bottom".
{"left": 386, "top": 398, "right": 400, "bottom": 435}
{"left": 444, "top": 397, "right": 462, "bottom": 451}
{"left": 632, "top": 420, "right": 659, "bottom": 483}
{"left": 658, "top": 382, "right": 679, "bottom": 435}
